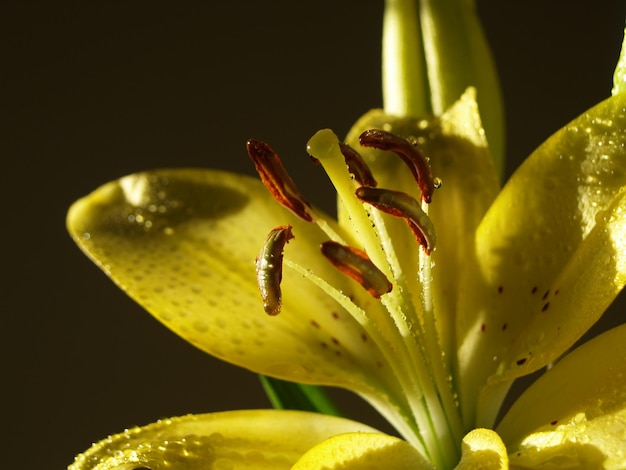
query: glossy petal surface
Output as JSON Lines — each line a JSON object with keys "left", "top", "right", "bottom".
{"left": 69, "top": 410, "right": 378, "bottom": 470}
{"left": 498, "top": 324, "right": 626, "bottom": 468}
{"left": 612, "top": 26, "right": 626, "bottom": 96}
{"left": 457, "top": 93, "right": 626, "bottom": 424}
{"left": 456, "top": 429, "right": 508, "bottom": 470}
{"left": 292, "top": 432, "right": 434, "bottom": 469}
{"left": 67, "top": 170, "right": 395, "bottom": 395}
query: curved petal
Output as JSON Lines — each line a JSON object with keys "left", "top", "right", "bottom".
{"left": 67, "top": 169, "right": 397, "bottom": 396}
{"left": 431, "top": 89, "right": 500, "bottom": 359}
{"left": 507, "top": 410, "right": 626, "bottom": 470}
{"left": 457, "top": 93, "right": 626, "bottom": 425}
{"left": 292, "top": 432, "right": 434, "bottom": 469}
{"left": 497, "top": 324, "right": 626, "bottom": 468}
{"left": 456, "top": 429, "right": 508, "bottom": 470}
{"left": 612, "top": 26, "right": 626, "bottom": 96}
{"left": 69, "top": 409, "right": 378, "bottom": 470}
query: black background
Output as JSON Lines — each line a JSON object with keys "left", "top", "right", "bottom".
{"left": 4, "top": 1, "right": 626, "bottom": 468}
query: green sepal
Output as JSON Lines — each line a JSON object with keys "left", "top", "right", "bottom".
{"left": 260, "top": 375, "right": 343, "bottom": 417}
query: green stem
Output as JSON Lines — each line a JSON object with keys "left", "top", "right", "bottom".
{"left": 259, "top": 375, "right": 344, "bottom": 417}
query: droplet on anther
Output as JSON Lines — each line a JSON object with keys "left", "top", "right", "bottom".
{"left": 247, "top": 139, "right": 313, "bottom": 221}
{"left": 359, "top": 129, "right": 437, "bottom": 203}
{"left": 255, "top": 225, "right": 294, "bottom": 315}
{"left": 356, "top": 187, "right": 436, "bottom": 254}
{"left": 321, "top": 241, "right": 392, "bottom": 298}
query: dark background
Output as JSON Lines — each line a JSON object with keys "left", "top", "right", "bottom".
{"left": 4, "top": 1, "right": 625, "bottom": 468}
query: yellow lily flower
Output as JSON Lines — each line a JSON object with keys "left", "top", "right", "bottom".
{"left": 66, "top": 0, "right": 626, "bottom": 467}
{"left": 67, "top": 83, "right": 626, "bottom": 468}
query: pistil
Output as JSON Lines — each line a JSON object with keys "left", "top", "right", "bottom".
{"left": 356, "top": 129, "right": 462, "bottom": 464}
{"left": 307, "top": 129, "right": 465, "bottom": 467}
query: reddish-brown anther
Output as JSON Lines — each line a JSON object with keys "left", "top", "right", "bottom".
{"left": 255, "top": 225, "right": 294, "bottom": 316}
{"left": 247, "top": 139, "right": 313, "bottom": 221}
{"left": 338, "top": 142, "right": 378, "bottom": 187}
{"left": 356, "top": 187, "right": 436, "bottom": 254}
{"left": 321, "top": 241, "right": 392, "bottom": 299}
{"left": 359, "top": 129, "right": 436, "bottom": 203}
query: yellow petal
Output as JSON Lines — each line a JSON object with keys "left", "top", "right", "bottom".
{"left": 433, "top": 88, "right": 500, "bottom": 358}
{"left": 498, "top": 324, "right": 626, "bottom": 468}
{"left": 292, "top": 432, "right": 434, "bottom": 469}
{"left": 455, "top": 429, "right": 508, "bottom": 470}
{"left": 69, "top": 409, "right": 378, "bottom": 470}
{"left": 67, "top": 169, "right": 394, "bottom": 395}
{"left": 457, "top": 93, "right": 626, "bottom": 426}
{"left": 612, "top": 26, "right": 626, "bottom": 96}
{"left": 507, "top": 410, "right": 626, "bottom": 470}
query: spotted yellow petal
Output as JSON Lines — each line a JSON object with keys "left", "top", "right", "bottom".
{"left": 456, "top": 429, "right": 508, "bottom": 470}
{"left": 457, "top": 92, "right": 626, "bottom": 426}
{"left": 292, "top": 432, "right": 434, "bottom": 469}
{"left": 69, "top": 410, "right": 378, "bottom": 470}
{"left": 497, "top": 324, "right": 626, "bottom": 468}
{"left": 67, "top": 169, "right": 399, "bottom": 399}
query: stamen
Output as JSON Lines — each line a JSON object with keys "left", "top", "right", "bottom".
{"left": 320, "top": 241, "right": 392, "bottom": 299}
{"left": 339, "top": 142, "right": 378, "bottom": 187}
{"left": 255, "top": 225, "right": 294, "bottom": 315}
{"left": 246, "top": 139, "right": 313, "bottom": 221}
{"left": 359, "top": 129, "right": 437, "bottom": 203}
{"left": 356, "top": 187, "right": 436, "bottom": 254}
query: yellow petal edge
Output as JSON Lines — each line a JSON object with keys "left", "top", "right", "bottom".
{"left": 499, "top": 324, "right": 626, "bottom": 469}
{"left": 69, "top": 409, "right": 378, "bottom": 470}
{"left": 293, "top": 432, "right": 434, "bottom": 469}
